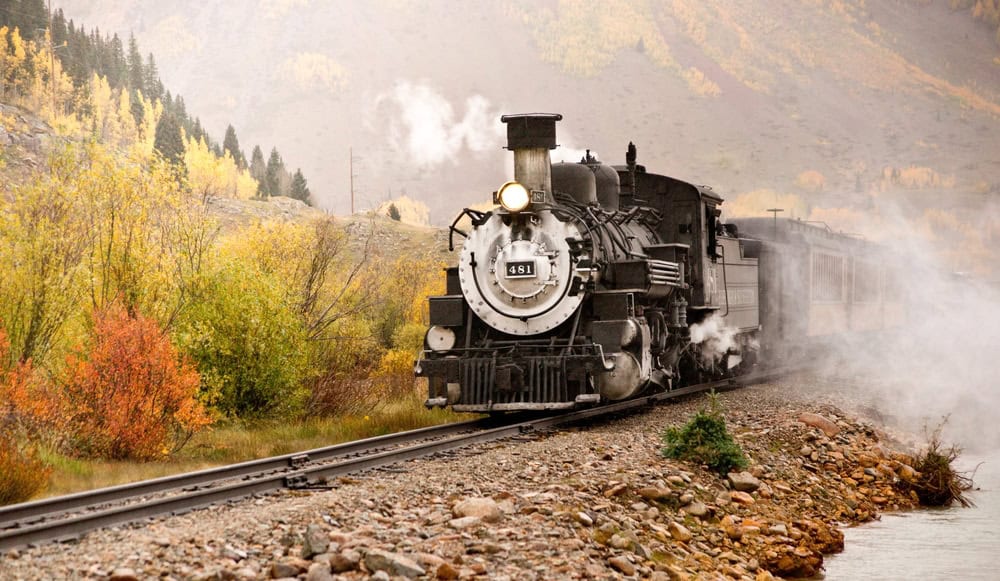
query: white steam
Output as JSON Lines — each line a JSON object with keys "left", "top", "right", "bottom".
{"left": 797, "top": 204, "right": 1000, "bottom": 452}
{"left": 375, "top": 81, "right": 504, "bottom": 170}
{"left": 690, "top": 313, "right": 738, "bottom": 366}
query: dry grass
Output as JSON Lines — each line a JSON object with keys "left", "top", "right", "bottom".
{"left": 38, "top": 390, "right": 475, "bottom": 499}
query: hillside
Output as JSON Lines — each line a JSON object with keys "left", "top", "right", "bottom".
{"left": 52, "top": 0, "right": 999, "bottom": 230}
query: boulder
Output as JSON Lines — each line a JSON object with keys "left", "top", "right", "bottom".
{"left": 638, "top": 487, "right": 673, "bottom": 502}
{"left": 608, "top": 556, "right": 636, "bottom": 576}
{"left": 799, "top": 412, "right": 840, "bottom": 437}
{"left": 301, "top": 524, "right": 329, "bottom": 559}
{"left": 452, "top": 497, "right": 501, "bottom": 522}
{"left": 728, "top": 471, "right": 762, "bottom": 493}
{"left": 668, "top": 521, "right": 694, "bottom": 542}
{"left": 363, "top": 549, "right": 426, "bottom": 579}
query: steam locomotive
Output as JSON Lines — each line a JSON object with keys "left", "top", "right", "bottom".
{"left": 415, "top": 114, "right": 902, "bottom": 412}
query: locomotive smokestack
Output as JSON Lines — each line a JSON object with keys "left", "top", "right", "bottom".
{"left": 500, "top": 113, "right": 562, "bottom": 196}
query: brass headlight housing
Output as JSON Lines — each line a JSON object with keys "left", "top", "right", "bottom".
{"left": 497, "top": 181, "right": 530, "bottom": 213}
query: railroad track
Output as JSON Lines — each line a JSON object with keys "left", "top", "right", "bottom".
{"left": 0, "top": 366, "right": 787, "bottom": 551}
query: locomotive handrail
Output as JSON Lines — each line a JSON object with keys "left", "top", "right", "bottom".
{"left": 448, "top": 208, "right": 490, "bottom": 251}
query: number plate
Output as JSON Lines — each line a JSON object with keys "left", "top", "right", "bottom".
{"left": 504, "top": 260, "right": 536, "bottom": 278}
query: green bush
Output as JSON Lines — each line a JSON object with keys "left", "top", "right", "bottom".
{"left": 662, "top": 393, "right": 747, "bottom": 475}
{"left": 177, "top": 262, "right": 310, "bottom": 419}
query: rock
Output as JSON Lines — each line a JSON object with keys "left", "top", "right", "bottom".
{"left": 435, "top": 562, "right": 460, "bottom": 580}
{"left": 730, "top": 491, "right": 756, "bottom": 505}
{"left": 415, "top": 553, "right": 446, "bottom": 569}
{"left": 638, "top": 487, "right": 673, "bottom": 502}
{"left": 679, "top": 492, "right": 695, "bottom": 505}
{"left": 363, "top": 549, "right": 426, "bottom": 579}
{"left": 605, "top": 482, "right": 629, "bottom": 497}
{"left": 667, "top": 475, "right": 687, "bottom": 487}
{"left": 271, "top": 559, "right": 307, "bottom": 578}
{"left": 222, "top": 545, "right": 248, "bottom": 561}
{"left": 330, "top": 550, "right": 361, "bottom": 573}
{"left": 608, "top": 555, "right": 636, "bottom": 576}
{"left": 371, "top": 572, "right": 391, "bottom": 581}
{"left": 452, "top": 497, "right": 501, "bottom": 522}
{"left": 897, "top": 463, "right": 919, "bottom": 483}
{"left": 575, "top": 511, "right": 594, "bottom": 526}
{"left": 305, "top": 562, "right": 333, "bottom": 581}
{"left": 768, "top": 523, "right": 788, "bottom": 536}
{"left": 301, "top": 524, "right": 329, "bottom": 559}
{"left": 799, "top": 412, "right": 841, "bottom": 437}
{"left": 449, "top": 516, "right": 482, "bottom": 529}
{"left": 682, "top": 501, "right": 709, "bottom": 517}
{"left": 728, "top": 471, "right": 762, "bottom": 492}
{"left": 608, "top": 534, "right": 631, "bottom": 549}
{"left": 721, "top": 515, "right": 743, "bottom": 541}
{"left": 668, "top": 521, "right": 694, "bottom": 542}
{"left": 109, "top": 569, "right": 139, "bottom": 581}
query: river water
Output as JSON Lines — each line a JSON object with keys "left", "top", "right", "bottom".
{"left": 822, "top": 450, "right": 1000, "bottom": 580}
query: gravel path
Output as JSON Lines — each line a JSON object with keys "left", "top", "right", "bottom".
{"left": 1, "top": 374, "right": 923, "bottom": 580}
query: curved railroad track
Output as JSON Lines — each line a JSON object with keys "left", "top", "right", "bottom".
{"left": 0, "top": 366, "right": 787, "bottom": 551}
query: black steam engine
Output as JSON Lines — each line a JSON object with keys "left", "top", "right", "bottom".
{"left": 416, "top": 113, "right": 899, "bottom": 413}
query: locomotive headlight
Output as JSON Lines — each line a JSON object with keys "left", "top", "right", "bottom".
{"left": 497, "top": 181, "right": 530, "bottom": 213}
{"left": 426, "top": 325, "right": 456, "bottom": 352}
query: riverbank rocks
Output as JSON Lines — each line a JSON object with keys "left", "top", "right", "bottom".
{"left": 0, "top": 376, "right": 930, "bottom": 581}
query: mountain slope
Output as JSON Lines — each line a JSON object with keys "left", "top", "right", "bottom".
{"left": 52, "top": 0, "right": 999, "bottom": 229}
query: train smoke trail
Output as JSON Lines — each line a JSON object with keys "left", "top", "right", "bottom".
{"left": 374, "top": 81, "right": 504, "bottom": 170}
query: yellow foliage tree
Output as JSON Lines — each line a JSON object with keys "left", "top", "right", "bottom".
{"left": 183, "top": 135, "right": 257, "bottom": 200}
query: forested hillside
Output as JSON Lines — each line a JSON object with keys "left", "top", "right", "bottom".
{"left": 1, "top": 3, "right": 446, "bottom": 504}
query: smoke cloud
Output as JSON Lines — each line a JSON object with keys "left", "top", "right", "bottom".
{"left": 374, "top": 81, "right": 504, "bottom": 170}
{"left": 690, "top": 313, "right": 738, "bottom": 366}
{"left": 778, "top": 201, "right": 1000, "bottom": 453}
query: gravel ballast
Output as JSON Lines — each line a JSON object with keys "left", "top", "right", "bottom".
{"left": 1, "top": 374, "right": 926, "bottom": 580}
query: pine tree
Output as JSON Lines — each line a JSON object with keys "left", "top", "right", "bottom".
{"left": 126, "top": 33, "right": 143, "bottom": 93}
{"left": 106, "top": 33, "right": 126, "bottom": 88}
{"left": 289, "top": 168, "right": 311, "bottom": 205}
{"left": 143, "top": 53, "right": 162, "bottom": 101}
{"left": 265, "top": 147, "right": 284, "bottom": 197}
{"left": 250, "top": 145, "right": 266, "bottom": 197}
{"left": 153, "top": 112, "right": 184, "bottom": 166}
{"left": 223, "top": 125, "right": 246, "bottom": 169}
{"left": 387, "top": 203, "right": 401, "bottom": 221}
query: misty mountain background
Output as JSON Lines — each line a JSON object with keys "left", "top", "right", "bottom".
{"left": 54, "top": 0, "right": 999, "bottom": 229}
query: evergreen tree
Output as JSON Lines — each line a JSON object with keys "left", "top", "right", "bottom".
{"left": 289, "top": 169, "right": 311, "bottom": 205}
{"left": 106, "top": 33, "right": 126, "bottom": 88}
{"left": 130, "top": 88, "right": 145, "bottom": 126}
{"left": 126, "top": 33, "right": 144, "bottom": 93}
{"left": 249, "top": 145, "right": 266, "bottom": 197}
{"left": 387, "top": 203, "right": 401, "bottom": 221}
{"left": 143, "top": 53, "right": 162, "bottom": 101}
{"left": 265, "top": 147, "right": 284, "bottom": 197}
{"left": 222, "top": 125, "right": 246, "bottom": 169}
{"left": 153, "top": 112, "right": 184, "bottom": 166}
{"left": 51, "top": 9, "right": 67, "bottom": 47}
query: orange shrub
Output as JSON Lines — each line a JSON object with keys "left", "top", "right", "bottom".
{"left": 63, "top": 306, "right": 212, "bottom": 460}
{"left": 0, "top": 433, "right": 51, "bottom": 505}
{"left": 0, "top": 328, "right": 63, "bottom": 435}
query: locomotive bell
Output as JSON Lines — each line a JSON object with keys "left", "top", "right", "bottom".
{"left": 500, "top": 113, "right": 562, "bottom": 204}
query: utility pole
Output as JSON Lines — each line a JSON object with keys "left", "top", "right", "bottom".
{"left": 767, "top": 208, "right": 784, "bottom": 238}
{"left": 48, "top": 0, "right": 55, "bottom": 118}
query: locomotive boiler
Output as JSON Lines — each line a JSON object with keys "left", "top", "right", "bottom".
{"left": 416, "top": 113, "right": 761, "bottom": 412}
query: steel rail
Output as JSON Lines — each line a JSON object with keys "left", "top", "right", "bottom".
{"left": 0, "top": 418, "right": 489, "bottom": 529}
{"left": 0, "top": 367, "right": 787, "bottom": 551}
